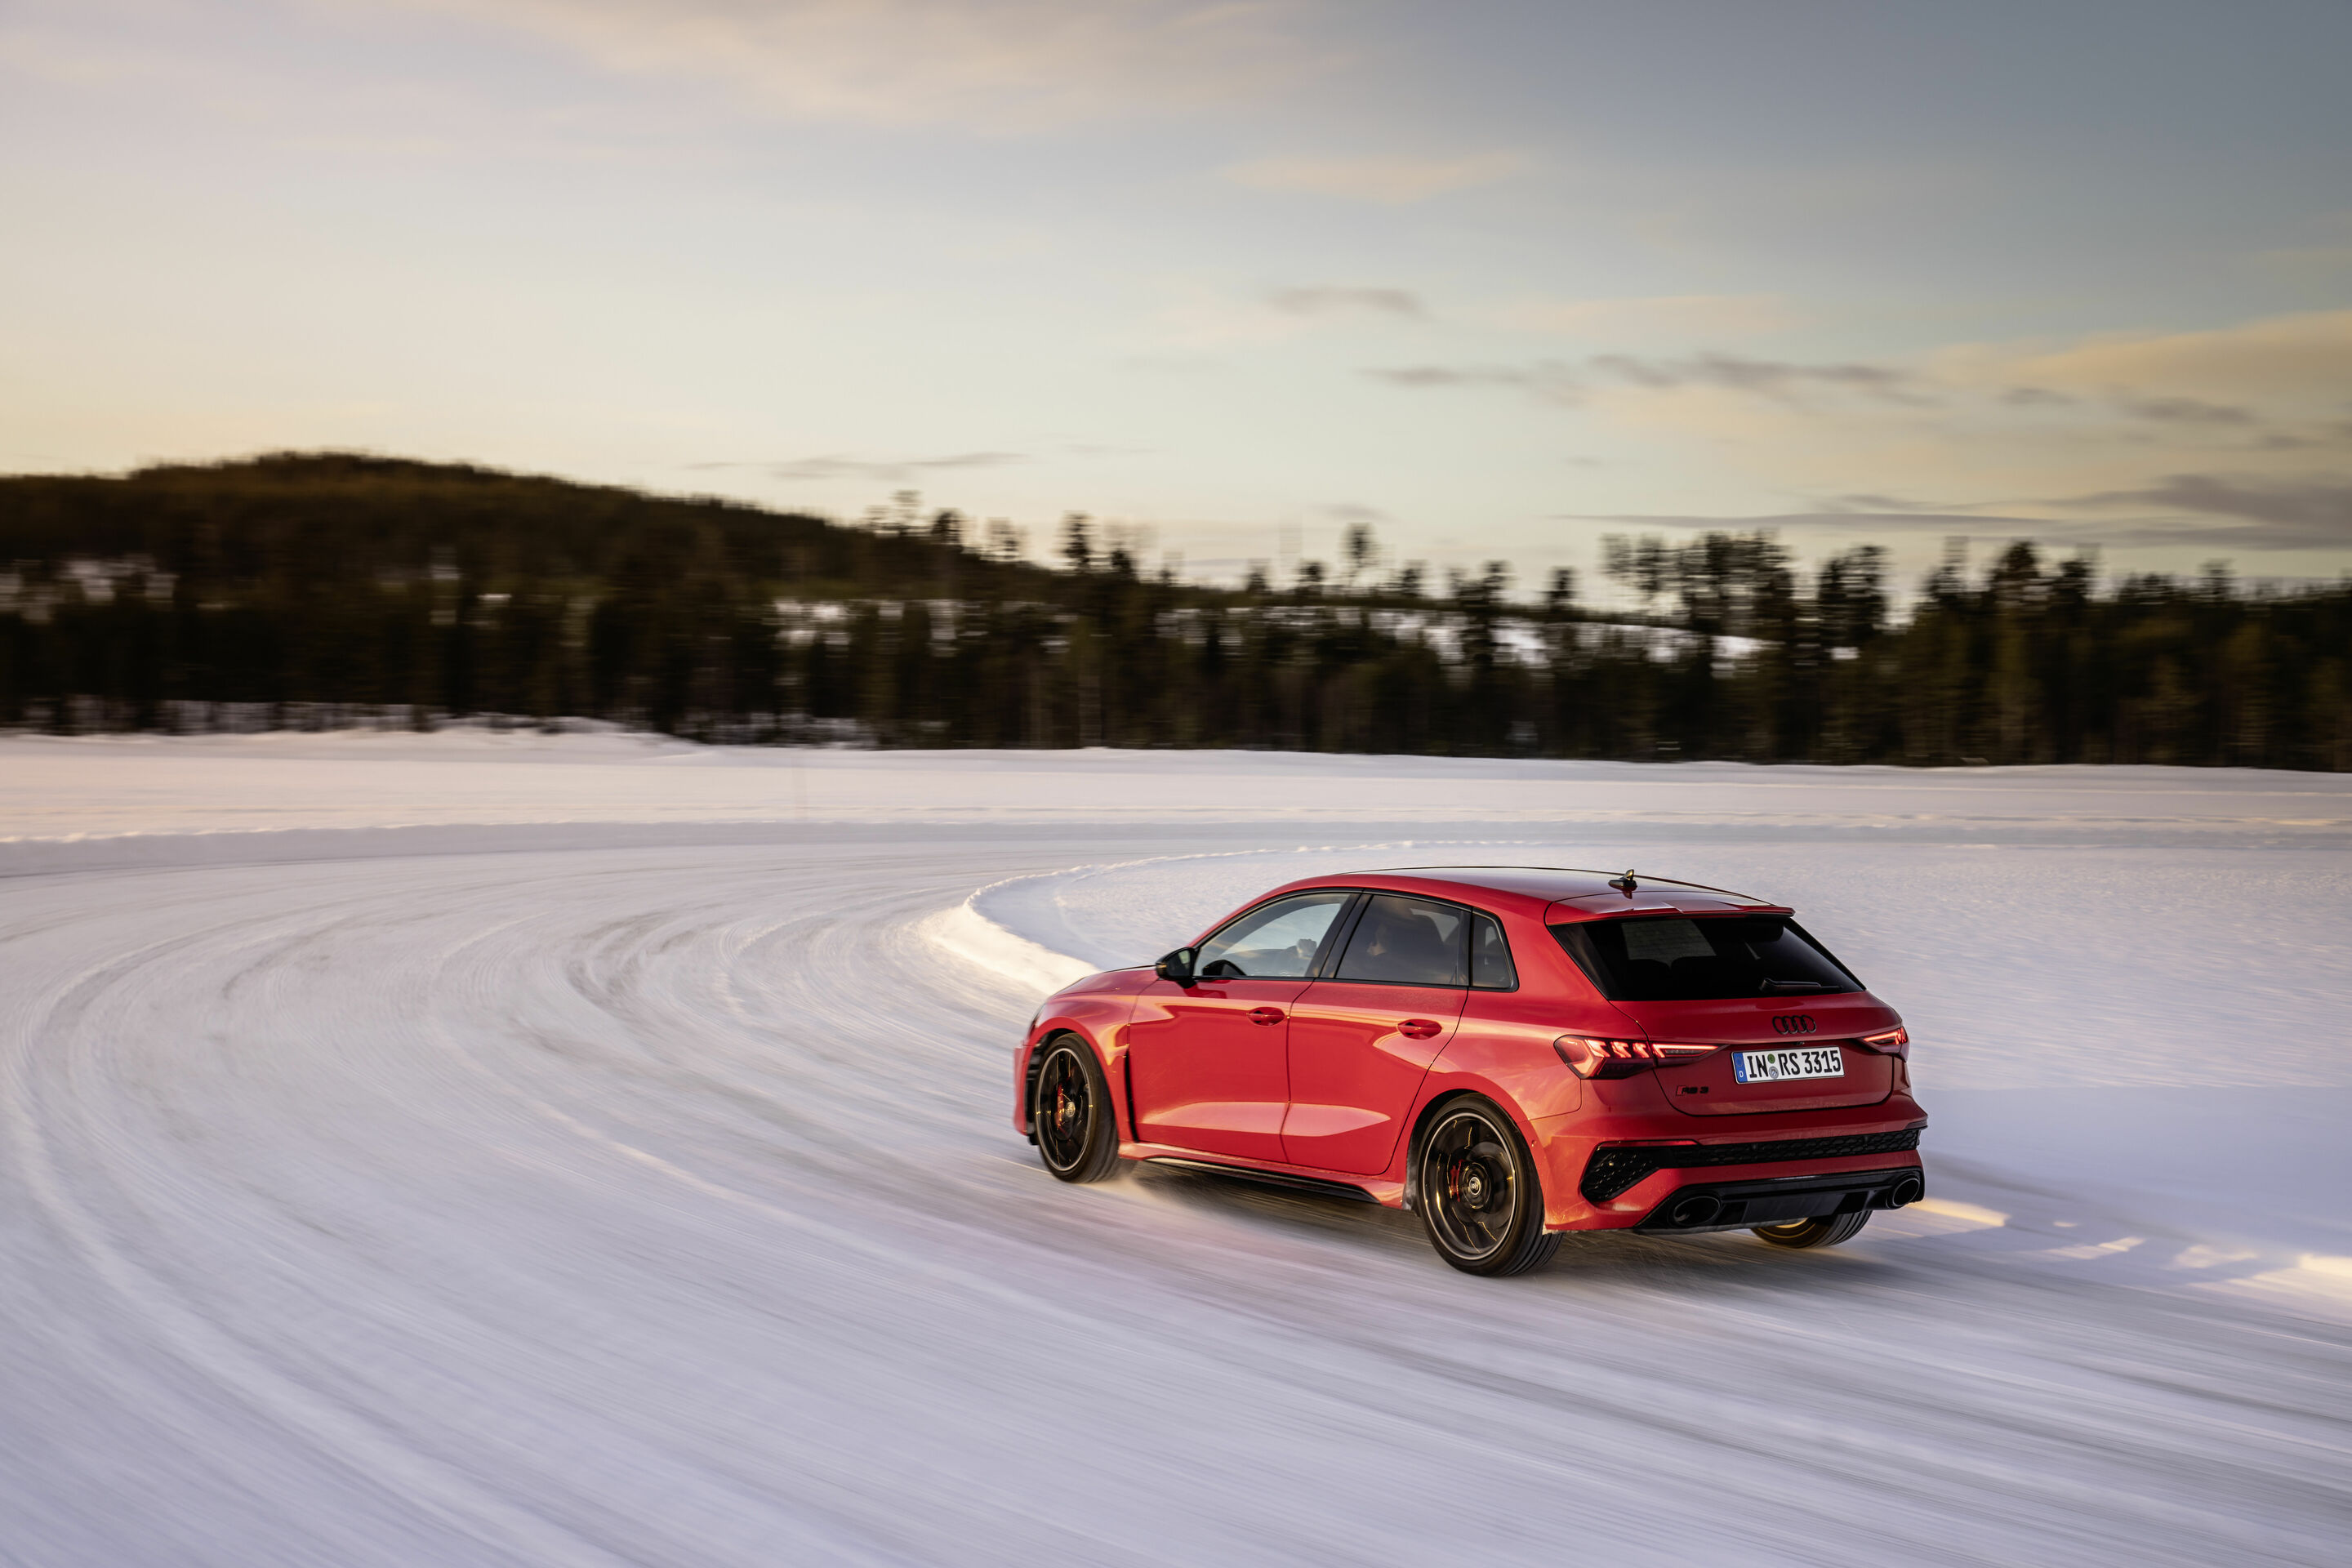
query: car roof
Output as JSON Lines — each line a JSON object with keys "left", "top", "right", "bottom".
{"left": 1303, "top": 865, "right": 1791, "bottom": 921}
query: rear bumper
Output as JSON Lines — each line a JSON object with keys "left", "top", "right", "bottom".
{"left": 1531, "top": 1083, "right": 1928, "bottom": 1230}
{"left": 1632, "top": 1167, "right": 1925, "bottom": 1234}
{"left": 1581, "top": 1127, "right": 1923, "bottom": 1203}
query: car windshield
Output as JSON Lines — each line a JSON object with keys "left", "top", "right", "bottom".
{"left": 1550, "top": 915, "right": 1860, "bottom": 1001}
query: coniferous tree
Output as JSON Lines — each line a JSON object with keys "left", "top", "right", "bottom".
{"left": 2, "top": 453, "right": 2346, "bottom": 769}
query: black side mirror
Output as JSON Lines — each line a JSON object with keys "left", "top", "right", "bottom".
{"left": 1155, "top": 947, "right": 1197, "bottom": 987}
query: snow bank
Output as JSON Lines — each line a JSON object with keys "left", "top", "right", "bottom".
{"left": 915, "top": 893, "right": 1096, "bottom": 997}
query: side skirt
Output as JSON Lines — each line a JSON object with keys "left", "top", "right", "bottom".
{"left": 1138, "top": 1156, "right": 1383, "bottom": 1206}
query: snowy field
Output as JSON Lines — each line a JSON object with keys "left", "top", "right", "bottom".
{"left": 1, "top": 733, "right": 2347, "bottom": 1565}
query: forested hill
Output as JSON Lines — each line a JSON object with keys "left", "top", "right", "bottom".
{"left": 2, "top": 452, "right": 2347, "bottom": 769}
{"left": 0, "top": 452, "right": 1118, "bottom": 739}
{"left": 0, "top": 451, "right": 1054, "bottom": 602}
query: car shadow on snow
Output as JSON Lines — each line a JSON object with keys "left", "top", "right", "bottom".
{"left": 1126, "top": 1162, "right": 1920, "bottom": 1291}
{"left": 1120, "top": 1158, "right": 2327, "bottom": 1307}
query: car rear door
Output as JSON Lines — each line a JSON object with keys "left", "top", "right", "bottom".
{"left": 1281, "top": 893, "right": 1472, "bottom": 1174}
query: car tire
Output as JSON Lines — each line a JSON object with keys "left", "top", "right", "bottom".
{"left": 1753, "top": 1209, "right": 1872, "bottom": 1249}
{"left": 1415, "top": 1095, "right": 1561, "bottom": 1277}
{"left": 1031, "top": 1037, "right": 1122, "bottom": 1184}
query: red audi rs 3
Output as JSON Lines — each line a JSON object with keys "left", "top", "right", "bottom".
{"left": 1015, "top": 866, "right": 1926, "bottom": 1276}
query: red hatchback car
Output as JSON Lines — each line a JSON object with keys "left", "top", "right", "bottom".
{"left": 1016, "top": 866, "right": 1927, "bottom": 1275}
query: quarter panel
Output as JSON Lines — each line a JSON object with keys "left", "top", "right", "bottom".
{"left": 1446, "top": 990, "right": 1592, "bottom": 1123}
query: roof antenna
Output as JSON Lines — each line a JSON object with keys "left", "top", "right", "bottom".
{"left": 1608, "top": 868, "right": 1638, "bottom": 895}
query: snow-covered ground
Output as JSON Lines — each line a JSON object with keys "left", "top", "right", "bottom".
{"left": 1, "top": 736, "right": 2346, "bottom": 1565}
{"left": 5, "top": 727, "right": 2348, "bottom": 840}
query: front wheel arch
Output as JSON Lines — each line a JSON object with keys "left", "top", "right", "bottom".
{"left": 1023, "top": 1026, "right": 1125, "bottom": 1132}
{"left": 1029, "top": 1032, "right": 1123, "bottom": 1183}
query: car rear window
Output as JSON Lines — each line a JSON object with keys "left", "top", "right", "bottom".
{"left": 1321, "top": 897, "right": 1518, "bottom": 990}
{"left": 1334, "top": 895, "right": 1468, "bottom": 987}
{"left": 1549, "top": 915, "right": 1860, "bottom": 1000}
{"left": 1470, "top": 913, "right": 1516, "bottom": 989}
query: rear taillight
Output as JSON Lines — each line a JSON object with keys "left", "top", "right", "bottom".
{"left": 1858, "top": 1026, "right": 1909, "bottom": 1059}
{"left": 1553, "top": 1036, "right": 1718, "bottom": 1079}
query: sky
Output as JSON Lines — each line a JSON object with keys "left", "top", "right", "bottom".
{"left": 4, "top": 0, "right": 2350, "bottom": 596}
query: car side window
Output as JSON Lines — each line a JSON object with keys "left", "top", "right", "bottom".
{"left": 1193, "top": 892, "right": 1355, "bottom": 979}
{"left": 1470, "top": 912, "right": 1516, "bottom": 989}
{"left": 1334, "top": 895, "right": 1468, "bottom": 987}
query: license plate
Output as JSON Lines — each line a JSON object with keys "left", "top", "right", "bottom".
{"left": 1733, "top": 1045, "right": 1845, "bottom": 1083}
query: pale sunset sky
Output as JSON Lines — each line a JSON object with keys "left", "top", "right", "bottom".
{"left": 5, "top": 1, "right": 2349, "bottom": 594}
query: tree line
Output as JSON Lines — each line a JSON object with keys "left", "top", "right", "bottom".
{"left": 2, "top": 452, "right": 2345, "bottom": 769}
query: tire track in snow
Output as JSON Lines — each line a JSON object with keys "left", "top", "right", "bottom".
{"left": 0, "top": 834, "right": 2345, "bottom": 1566}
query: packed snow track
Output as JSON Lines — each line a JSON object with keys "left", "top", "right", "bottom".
{"left": 2, "top": 758, "right": 2349, "bottom": 1563}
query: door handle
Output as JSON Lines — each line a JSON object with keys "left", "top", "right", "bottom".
{"left": 1248, "top": 1006, "right": 1286, "bottom": 1026}
{"left": 1397, "top": 1018, "right": 1442, "bottom": 1040}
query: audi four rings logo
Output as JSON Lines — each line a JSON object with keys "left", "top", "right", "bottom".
{"left": 1771, "top": 1014, "right": 1817, "bottom": 1035}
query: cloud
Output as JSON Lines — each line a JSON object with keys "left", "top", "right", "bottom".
{"left": 1363, "top": 361, "right": 1583, "bottom": 403}
{"left": 1378, "top": 314, "right": 2347, "bottom": 434}
{"left": 397, "top": 0, "right": 1327, "bottom": 130}
{"left": 1224, "top": 149, "right": 1526, "bottom": 203}
{"left": 1822, "top": 492, "right": 1959, "bottom": 513}
{"left": 1138, "top": 278, "right": 1423, "bottom": 350}
{"left": 1496, "top": 294, "right": 1788, "bottom": 340}
{"left": 1590, "top": 353, "right": 1932, "bottom": 405}
{"left": 1944, "top": 310, "right": 2352, "bottom": 410}
{"left": 2252, "top": 242, "right": 2352, "bottom": 292}
{"left": 1365, "top": 352, "right": 1926, "bottom": 408}
{"left": 1574, "top": 474, "right": 2352, "bottom": 553}
{"left": 2252, "top": 423, "right": 2352, "bottom": 452}
{"left": 2049, "top": 474, "right": 2352, "bottom": 549}
{"left": 1563, "top": 510, "right": 2073, "bottom": 536}
{"left": 2114, "top": 394, "right": 2257, "bottom": 426}
{"left": 0, "top": 17, "right": 172, "bottom": 87}
{"left": 1267, "top": 286, "right": 1424, "bottom": 318}
{"left": 693, "top": 452, "right": 1027, "bottom": 482}
{"left": 1564, "top": 473, "right": 2352, "bottom": 555}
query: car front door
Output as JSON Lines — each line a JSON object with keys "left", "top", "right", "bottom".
{"left": 1125, "top": 891, "right": 1356, "bottom": 1162}
{"left": 1282, "top": 894, "right": 1475, "bottom": 1174}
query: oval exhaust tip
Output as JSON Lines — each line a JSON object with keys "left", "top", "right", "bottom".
{"left": 1668, "top": 1194, "right": 1722, "bottom": 1227}
{"left": 1888, "top": 1177, "right": 1924, "bottom": 1208}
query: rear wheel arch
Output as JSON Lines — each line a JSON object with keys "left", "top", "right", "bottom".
{"left": 1410, "top": 1090, "right": 1561, "bottom": 1276}
{"left": 1401, "top": 1082, "right": 1540, "bottom": 1212}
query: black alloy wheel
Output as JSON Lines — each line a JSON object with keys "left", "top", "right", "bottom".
{"left": 1415, "top": 1097, "right": 1561, "bottom": 1276}
{"left": 1753, "top": 1210, "right": 1872, "bottom": 1249}
{"left": 1032, "top": 1038, "right": 1121, "bottom": 1183}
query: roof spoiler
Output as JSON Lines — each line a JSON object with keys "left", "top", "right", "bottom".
{"left": 1547, "top": 896, "right": 1794, "bottom": 924}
